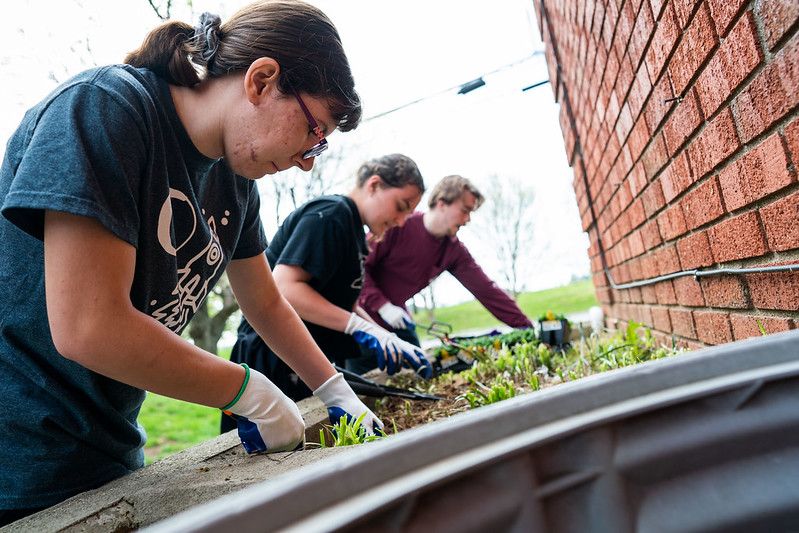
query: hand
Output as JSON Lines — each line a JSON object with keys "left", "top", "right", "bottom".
{"left": 378, "top": 302, "right": 415, "bottom": 330}
{"left": 345, "top": 314, "right": 433, "bottom": 379}
{"left": 223, "top": 365, "right": 305, "bottom": 454}
{"left": 313, "top": 372, "right": 384, "bottom": 435}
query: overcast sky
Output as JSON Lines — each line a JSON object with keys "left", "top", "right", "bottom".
{"left": 2, "top": 0, "right": 590, "bottom": 306}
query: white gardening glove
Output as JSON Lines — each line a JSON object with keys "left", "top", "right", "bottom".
{"left": 345, "top": 313, "right": 432, "bottom": 378}
{"left": 222, "top": 365, "right": 305, "bottom": 454}
{"left": 378, "top": 302, "right": 416, "bottom": 330}
{"left": 313, "top": 372, "right": 384, "bottom": 435}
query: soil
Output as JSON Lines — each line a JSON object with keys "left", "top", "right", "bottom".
{"left": 374, "top": 374, "right": 473, "bottom": 433}
{"left": 374, "top": 370, "right": 562, "bottom": 434}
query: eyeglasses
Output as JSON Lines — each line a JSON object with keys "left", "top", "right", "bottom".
{"left": 289, "top": 87, "right": 328, "bottom": 160}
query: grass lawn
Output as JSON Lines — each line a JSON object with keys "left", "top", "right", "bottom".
{"left": 413, "top": 279, "right": 599, "bottom": 337}
{"left": 139, "top": 279, "right": 599, "bottom": 463}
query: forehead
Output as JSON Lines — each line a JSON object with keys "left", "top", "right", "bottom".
{"left": 460, "top": 190, "right": 477, "bottom": 210}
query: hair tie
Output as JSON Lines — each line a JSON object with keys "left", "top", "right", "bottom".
{"left": 196, "top": 12, "right": 222, "bottom": 63}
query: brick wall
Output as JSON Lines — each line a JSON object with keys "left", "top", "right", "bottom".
{"left": 534, "top": 0, "right": 799, "bottom": 349}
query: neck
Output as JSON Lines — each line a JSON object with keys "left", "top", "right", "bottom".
{"left": 169, "top": 79, "right": 227, "bottom": 159}
{"left": 422, "top": 211, "right": 446, "bottom": 238}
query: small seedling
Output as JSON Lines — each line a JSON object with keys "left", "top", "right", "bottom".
{"left": 314, "top": 412, "right": 387, "bottom": 448}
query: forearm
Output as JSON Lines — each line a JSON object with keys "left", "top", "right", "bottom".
{"left": 228, "top": 257, "right": 337, "bottom": 391}
{"left": 278, "top": 277, "right": 352, "bottom": 333}
{"left": 53, "top": 305, "right": 244, "bottom": 408}
{"left": 242, "top": 291, "right": 337, "bottom": 391}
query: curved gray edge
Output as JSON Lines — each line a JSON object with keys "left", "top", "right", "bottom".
{"left": 143, "top": 330, "right": 799, "bottom": 533}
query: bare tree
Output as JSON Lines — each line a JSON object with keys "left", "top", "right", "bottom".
{"left": 477, "top": 175, "right": 536, "bottom": 300}
{"left": 268, "top": 145, "right": 351, "bottom": 228}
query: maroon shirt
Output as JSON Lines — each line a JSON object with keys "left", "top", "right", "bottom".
{"left": 360, "top": 212, "right": 532, "bottom": 330}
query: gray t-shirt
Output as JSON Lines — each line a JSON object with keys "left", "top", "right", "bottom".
{"left": 0, "top": 65, "right": 267, "bottom": 508}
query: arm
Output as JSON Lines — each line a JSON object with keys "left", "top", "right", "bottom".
{"left": 448, "top": 243, "right": 533, "bottom": 329}
{"left": 226, "top": 257, "right": 338, "bottom": 391}
{"left": 44, "top": 210, "right": 245, "bottom": 407}
{"left": 227, "top": 256, "right": 384, "bottom": 433}
{"left": 270, "top": 264, "right": 352, "bottom": 333}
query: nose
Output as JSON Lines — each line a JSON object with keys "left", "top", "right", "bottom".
{"left": 294, "top": 154, "right": 314, "bottom": 172}
{"left": 396, "top": 213, "right": 410, "bottom": 227}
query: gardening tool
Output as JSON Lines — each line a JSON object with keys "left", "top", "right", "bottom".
{"left": 334, "top": 365, "right": 442, "bottom": 401}
{"left": 418, "top": 321, "right": 477, "bottom": 375}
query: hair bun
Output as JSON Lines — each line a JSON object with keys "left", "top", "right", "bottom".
{"left": 196, "top": 12, "right": 222, "bottom": 63}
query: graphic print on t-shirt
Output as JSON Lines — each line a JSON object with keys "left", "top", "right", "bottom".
{"left": 150, "top": 188, "right": 225, "bottom": 332}
{"left": 351, "top": 251, "right": 367, "bottom": 289}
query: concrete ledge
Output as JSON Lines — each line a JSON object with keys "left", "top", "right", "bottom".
{"left": 2, "top": 396, "right": 349, "bottom": 532}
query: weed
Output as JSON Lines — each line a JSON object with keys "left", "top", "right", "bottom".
{"left": 313, "top": 412, "right": 388, "bottom": 448}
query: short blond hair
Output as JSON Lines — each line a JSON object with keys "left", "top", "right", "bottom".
{"left": 427, "top": 175, "right": 484, "bottom": 210}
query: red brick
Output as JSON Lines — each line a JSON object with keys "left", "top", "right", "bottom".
{"left": 730, "top": 315, "right": 794, "bottom": 341}
{"left": 638, "top": 303, "right": 654, "bottom": 328}
{"left": 641, "top": 218, "right": 663, "bottom": 250}
{"left": 657, "top": 203, "right": 688, "bottom": 240}
{"left": 641, "top": 179, "right": 666, "bottom": 217}
{"left": 699, "top": 275, "right": 750, "bottom": 308}
{"left": 669, "top": 4, "right": 719, "bottom": 95}
{"left": 627, "top": 197, "right": 647, "bottom": 229}
{"left": 786, "top": 117, "right": 799, "bottom": 167}
{"left": 629, "top": 2, "right": 655, "bottom": 69}
{"left": 748, "top": 263, "right": 799, "bottom": 310}
{"left": 682, "top": 176, "right": 726, "bottom": 229}
{"left": 656, "top": 243, "right": 682, "bottom": 274}
{"left": 674, "top": 275, "right": 705, "bottom": 306}
{"left": 641, "top": 283, "right": 658, "bottom": 304}
{"left": 696, "top": 12, "right": 764, "bottom": 117}
{"left": 708, "top": 210, "right": 769, "bottom": 262}
{"left": 616, "top": 1, "right": 636, "bottom": 56}
{"left": 677, "top": 230, "right": 715, "bottom": 268}
{"left": 645, "top": 4, "right": 680, "bottom": 84}
{"left": 628, "top": 115, "right": 651, "bottom": 163}
{"left": 718, "top": 133, "right": 796, "bottom": 211}
{"left": 757, "top": 0, "right": 799, "bottom": 50}
{"left": 688, "top": 108, "right": 741, "bottom": 179}
{"left": 670, "top": 308, "right": 697, "bottom": 338}
{"left": 628, "top": 161, "right": 648, "bottom": 198}
{"left": 642, "top": 132, "right": 669, "bottom": 180}
{"left": 660, "top": 152, "right": 695, "bottom": 202}
{"left": 616, "top": 102, "right": 635, "bottom": 148}
{"left": 663, "top": 89, "right": 705, "bottom": 157}
{"left": 761, "top": 191, "right": 799, "bottom": 251}
{"left": 650, "top": 0, "right": 666, "bottom": 21}
{"left": 655, "top": 279, "right": 678, "bottom": 304}
{"left": 694, "top": 311, "right": 734, "bottom": 344}
{"left": 734, "top": 32, "right": 799, "bottom": 143}
{"left": 673, "top": 0, "right": 703, "bottom": 29}
{"left": 651, "top": 306, "right": 672, "bottom": 331}
{"left": 707, "top": 0, "right": 748, "bottom": 36}
{"left": 645, "top": 73, "right": 677, "bottom": 136}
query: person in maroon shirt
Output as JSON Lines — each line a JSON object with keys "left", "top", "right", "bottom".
{"left": 353, "top": 175, "right": 533, "bottom": 373}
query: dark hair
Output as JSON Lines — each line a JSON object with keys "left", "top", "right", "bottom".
{"left": 124, "top": 0, "right": 361, "bottom": 131}
{"left": 427, "top": 175, "right": 484, "bottom": 210}
{"left": 356, "top": 154, "right": 425, "bottom": 192}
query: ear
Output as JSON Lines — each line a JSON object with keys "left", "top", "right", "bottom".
{"left": 244, "top": 57, "right": 280, "bottom": 104}
{"left": 367, "top": 175, "right": 383, "bottom": 194}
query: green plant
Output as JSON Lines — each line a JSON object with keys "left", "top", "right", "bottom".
{"left": 314, "top": 412, "right": 388, "bottom": 448}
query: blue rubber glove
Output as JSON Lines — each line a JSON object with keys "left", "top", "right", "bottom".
{"left": 378, "top": 302, "right": 416, "bottom": 330}
{"left": 345, "top": 313, "right": 432, "bottom": 379}
{"left": 223, "top": 366, "right": 305, "bottom": 454}
{"left": 313, "top": 372, "right": 384, "bottom": 435}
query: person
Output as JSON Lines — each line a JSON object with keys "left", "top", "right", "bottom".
{"left": 0, "top": 1, "right": 381, "bottom": 525}
{"left": 221, "top": 154, "right": 432, "bottom": 433}
{"left": 357, "top": 175, "right": 534, "bottom": 364}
